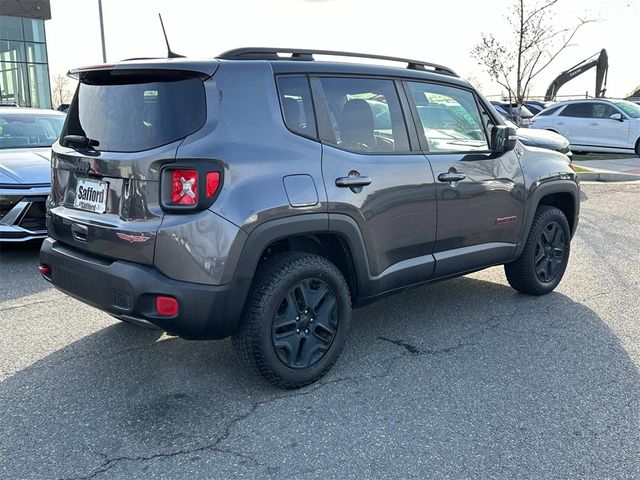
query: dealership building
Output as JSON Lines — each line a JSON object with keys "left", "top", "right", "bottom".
{"left": 0, "top": 0, "right": 52, "bottom": 109}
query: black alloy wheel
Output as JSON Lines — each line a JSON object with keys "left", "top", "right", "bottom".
{"left": 504, "top": 205, "right": 571, "bottom": 296}
{"left": 534, "top": 221, "right": 567, "bottom": 283}
{"left": 272, "top": 278, "right": 338, "bottom": 369}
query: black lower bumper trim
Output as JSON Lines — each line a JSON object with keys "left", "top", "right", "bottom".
{"left": 40, "top": 238, "right": 242, "bottom": 339}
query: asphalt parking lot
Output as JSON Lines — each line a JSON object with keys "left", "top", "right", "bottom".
{"left": 1, "top": 182, "right": 639, "bottom": 480}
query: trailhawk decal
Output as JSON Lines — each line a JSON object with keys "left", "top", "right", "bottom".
{"left": 116, "top": 232, "right": 151, "bottom": 243}
{"left": 496, "top": 216, "right": 517, "bottom": 225}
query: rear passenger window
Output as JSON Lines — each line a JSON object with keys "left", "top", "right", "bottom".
{"left": 408, "top": 82, "right": 489, "bottom": 152}
{"left": 317, "top": 77, "right": 410, "bottom": 153}
{"left": 277, "top": 76, "right": 317, "bottom": 139}
{"left": 559, "top": 103, "right": 591, "bottom": 118}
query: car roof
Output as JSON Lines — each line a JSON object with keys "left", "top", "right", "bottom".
{"left": 68, "top": 50, "right": 472, "bottom": 89}
{"left": 0, "top": 107, "right": 65, "bottom": 116}
{"left": 552, "top": 98, "right": 623, "bottom": 106}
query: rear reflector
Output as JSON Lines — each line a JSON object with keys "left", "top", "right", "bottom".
{"left": 206, "top": 172, "right": 220, "bottom": 197}
{"left": 38, "top": 264, "right": 51, "bottom": 275}
{"left": 171, "top": 169, "right": 198, "bottom": 205}
{"left": 155, "top": 296, "right": 179, "bottom": 316}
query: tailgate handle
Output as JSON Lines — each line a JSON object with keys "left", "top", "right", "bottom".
{"left": 71, "top": 223, "right": 88, "bottom": 242}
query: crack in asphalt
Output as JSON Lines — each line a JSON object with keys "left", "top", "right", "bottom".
{"left": 377, "top": 336, "right": 475, "bottom": 356}
{"left": 0, "top": 297, "right": 65, "bottom": 313}
{"left": 58, "top": 403, "right": 264, "bottom": 480}
{"left": 56, "top": 372, "right": 367, "bottom": 480}
{"left": 41, "top": 315, "right": 496, "bottom": 479}
{"left": 55, "top": 337, "right": 441, "bottom": 480}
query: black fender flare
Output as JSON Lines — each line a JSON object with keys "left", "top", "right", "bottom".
{"left": 514, "top": 178, "right": 580, "bottom": 258}
{"left": 225, "top": 213, "right": 373, "bottom": 328}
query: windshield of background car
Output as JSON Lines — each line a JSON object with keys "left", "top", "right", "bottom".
{"left": 61, "top": 73, "right": 206, "bottom": 152}
{"left": 614, "top": 101, "right": 640, "bottom": 119}
{"left": 0, "top": 113, "right": 64, "bottom": 149}
{"left": 509, "top": 105, "right": 534, "bottom": 117}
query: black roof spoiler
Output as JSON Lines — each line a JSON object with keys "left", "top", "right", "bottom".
{"left": 217, "top": 48, "right": 458, "bottom": 77}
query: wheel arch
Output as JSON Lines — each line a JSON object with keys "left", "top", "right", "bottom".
{"left": 515, "top": 179, "right": 580, "bottom": 258}
{"left": 228, "top": 214, "right": 372, "bottom": 328}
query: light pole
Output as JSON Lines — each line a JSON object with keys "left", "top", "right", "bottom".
{"left": 98, "top": 0, "right": 107, "bottom": 62}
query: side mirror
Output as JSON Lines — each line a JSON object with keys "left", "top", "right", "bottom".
{"left": 610, "top": 113, "right": 624, "bottom": 122}
{"left": 491, "top": 125, "right": 517, "bottom": 153}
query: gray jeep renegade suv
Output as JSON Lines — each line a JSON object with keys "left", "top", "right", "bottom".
{"left": 40, "top": 48, "right": 579, "bottom": 389}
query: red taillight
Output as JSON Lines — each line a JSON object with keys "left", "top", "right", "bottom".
{"left": 38, "top": 264, "right": 51, "bottom": 276}
{"left": 206, "top": 172, "right": 220, "bottom": 197}
{"left": 171, "top": 169, "right": 198, "bottom": 205}
{"left": 155, "top": 296, "right": 179, "bottom": 316}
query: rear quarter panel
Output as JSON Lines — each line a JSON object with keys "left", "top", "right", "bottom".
{"left": 175, "top": 61, "right": 326, "bottom": 233}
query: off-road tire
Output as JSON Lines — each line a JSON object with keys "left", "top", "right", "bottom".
{"left": 505, "top": 206, "right": 571, "bottom": 295}
{"left": 232, "top": 252, "right": 351, "bottom": 389}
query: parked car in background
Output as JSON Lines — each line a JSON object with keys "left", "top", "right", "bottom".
{"left": 628, "top": 97, "right": 640, "bottom": 106}
{"left": 490, "top": 101, "right": 534, "bottom": 127}
{"left": 0, "top": 107, "right": 65, "bottom": 241}
{"left": 531, "top": 99, "right": 640, "bottom": 156}
{"left": 501, "top": 117, "right": 572, "bottom": 156}
{"left": 523, "top": 101, "right": 554, "bottom": 116}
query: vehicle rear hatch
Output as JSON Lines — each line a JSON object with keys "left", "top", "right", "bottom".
{"left": 48, "top": 59, "right": 218, "bottom": 264}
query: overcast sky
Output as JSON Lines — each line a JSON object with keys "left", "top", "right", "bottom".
{"left": 44, "top": 0, "right": 639, "bottom": 98}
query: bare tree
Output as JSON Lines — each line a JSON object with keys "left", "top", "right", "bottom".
{"left": 472, "top": 0, "right": 595, "bottom": 121}
{"left": 463, "top": 73, "right": 484, "bottom": 91}
{"left": 51, "top": 74, "right": 73, "bottom": 109}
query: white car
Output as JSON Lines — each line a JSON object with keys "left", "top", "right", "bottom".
{"left": 531, "top": 99, "right": 640, "bottom": 156}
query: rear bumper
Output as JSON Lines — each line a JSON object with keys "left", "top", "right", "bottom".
{"left": 40, "top": 238, "right": 243, "bottom": 339}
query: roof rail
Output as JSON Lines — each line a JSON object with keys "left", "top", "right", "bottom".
{"left": 217, "top": 48, "right": 458, "bottom": 77}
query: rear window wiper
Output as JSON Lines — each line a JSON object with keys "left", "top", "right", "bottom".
{"left": 61, "top": 135, "right": 100, "bottom": 149}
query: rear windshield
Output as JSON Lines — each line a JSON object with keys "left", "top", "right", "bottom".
{"left": 62, "top": 74, "right": 206, "bottom": 152}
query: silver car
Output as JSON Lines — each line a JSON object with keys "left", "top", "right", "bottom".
{"left": 0, "top": 107, "right": 65, "bottom": 242}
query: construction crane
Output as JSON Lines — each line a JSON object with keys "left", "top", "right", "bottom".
{"left": 544, "top": 49, "right": 608, "bottom": 101}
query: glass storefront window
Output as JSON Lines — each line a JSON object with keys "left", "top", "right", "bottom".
{"left": 27, "top": 63, "right": 51, "bottom": 108}
{"left": 0, "top": 16, "right": 24, "bottom": 41}
{"left": 25, "top": 43, "right": 46, "bottom": 63}
{"left": 0, "top": 40, "right": 26, "bottom": 63}
{"left": 22, "top": 18, "right": 46, "bottom": 43}
{"left": 0, "top": 16, "right": 51, "bottom": 108}
{"left": 0, "top": 61, "right": 29, "bottom": 106}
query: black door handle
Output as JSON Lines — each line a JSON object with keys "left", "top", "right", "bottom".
{"left": 335, "top": 175, "right": 372, "bottom": 188}
{"left": 437, "top": 172, "right": 466, "bottom": 182}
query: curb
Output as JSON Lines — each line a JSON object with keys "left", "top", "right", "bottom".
{"left": 577, "top": 171, "right": 640, "bottom": 182}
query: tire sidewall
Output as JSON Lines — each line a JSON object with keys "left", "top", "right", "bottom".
{"left": 255, "top": 257, "right": 351, "bottom": 385}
